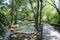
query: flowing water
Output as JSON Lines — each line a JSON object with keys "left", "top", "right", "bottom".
{"left": 3, "top": 23, "right": 60, "bottom": 40}
{"left": 3, "top": 27, "right": 11, "bottom": 40}
{"left": 43, "top": 23, "right": 60, "bottom": 40}
{"left": 12, "top": 23, "right": 60, "bottom": 40}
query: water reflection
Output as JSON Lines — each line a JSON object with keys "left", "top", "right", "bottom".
{"left": 15, "top": 26, "right": 36, "bottom": 33}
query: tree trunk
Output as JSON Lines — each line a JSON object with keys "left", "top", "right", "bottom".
{"left": 29, "top": 0, "right": 39, "bottom": 30}
{"left": 14, "top": 6, "right": 18, "bottom": 24}
{"left": 10, "top": 0, "right": 14, "bottom": 24}
{"left": 37, "top": 0, "right": 43, "bottom": 40}
{"left": 29, "top": 0, "right": 43, "bottom": 40}
{"left": 56, "top": 9, "right": 60, "bottom": 24}
{"left": 58, "top": 14, "right": 60, "bottom": 24}
{"left": 35, "top": 0, "right": 40, "bottom": 31}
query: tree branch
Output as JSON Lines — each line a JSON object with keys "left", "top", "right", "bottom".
{"left": 47, "top": 1, "right": 55, "bottom": 8}
{"left": 47, "top": 0, "right": 60, "bottom": 16}
{"left": 29, "top": 0, "right": 36, "bottom": 14}
{"left": 50, "top": 0, "right": 60, "bottom": 13}
{"left": 51, "top": 0, "right": 57, "bottom": 8}
{"left": 42, "top": 4, "right": 46, "bottom": 8}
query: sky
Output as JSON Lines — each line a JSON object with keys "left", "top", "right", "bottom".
{"left": 0, "top": 0, "right": 11, "bottom": 7}
{"left": 2, "top": 0, "right": 11, "bottom": 5}
{"left": 0, "top": 0, "right": 60, "bottom": 8}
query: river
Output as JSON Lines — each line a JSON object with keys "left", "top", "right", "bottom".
{"left": 11, "top": 23, "right": 60, "bottom": 40}
{"left": 3, "top": 23, "right": 60, "bottom": 40}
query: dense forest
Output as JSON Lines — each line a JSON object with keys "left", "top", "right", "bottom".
{"left": 0, "top": 0, "right": 60, "bottom": 40}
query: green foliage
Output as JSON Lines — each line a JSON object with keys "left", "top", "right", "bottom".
{"left": 42, "top": 4, "right": 58, "bottom": 24}
{"left": 0, "top": 12, "right": 7, "bottom": 27}
{"left": 0, "top": 5, "right": 11, "bottom": 27}
{"left": 0, "top": 28, "right": 5, "bottom": 36}
{"left": 0, "top": 0, "right": 60, "bottom": 26}
{"left": 18, "top": 7, "right": 34, "bottom": 21}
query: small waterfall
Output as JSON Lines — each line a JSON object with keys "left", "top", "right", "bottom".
{"left": 3, "top": 27, "right": 11, "bottom": 40}
{"left": 43, "top": 23, "right": 60, "bottom": 40}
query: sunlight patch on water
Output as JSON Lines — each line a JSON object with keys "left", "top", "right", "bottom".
{"left": 16, "top": 26, "right": 36, "bottom": 33}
